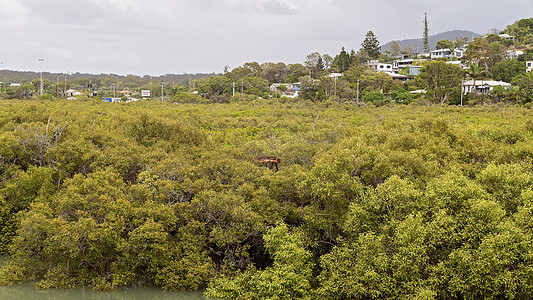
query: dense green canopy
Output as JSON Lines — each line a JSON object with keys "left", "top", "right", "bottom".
{"left": 1, "top": 98, "right": 533, "bottom": 299}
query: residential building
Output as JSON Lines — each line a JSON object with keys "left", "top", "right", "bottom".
{"left": 367, "top": 61, "right": 394, "bottom": 72}
{"left": 430, "top": 49, "right": 452, "bottom": 59}
{"left": 446, "top": 61, "right": 463, "bottom": 68}
{"left": 498, "top": 34, "right": 515, "bottom": 40}
{"left": 409, "top": 66, "right": 422, "bottom": 76}
{"left": 454, "top": 48, "right": 466, "bottom": 59}
{"left": 527, "top": 61, "right": 533, "bottom": 72}
{"left": 270, "top": 83, "right": 301, "bottom": 98}
{"left": 507, "top": 49, "right": 525, "bottom": 59}
{"left": 462, "top": 80, "right": 511, "bottom": 94}
{"left": 386, "top": 72, "right": 414, "bottom": 82}
{"left": 327, "top": 73, "right": 343, "bottom": 79}
{"left": 393, "top": 59, "right": 415, "bottom": 70}
{"left": 65, "top": 89, "right": 82, "bottom": 96}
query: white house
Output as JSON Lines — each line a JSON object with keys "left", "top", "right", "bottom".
{"left": 327, "top": 73, "right": 343, "bottom": 79}
{"left": 454, "top": 48, "right": 466, "bottom": 59}
{"left": 527, "top": 61, "right": 533, "bottom": 72}
{"left": 367, "top": 61, "right": 394, "bottom": 72}
{"left": 393, "top": 59, "right": 415, "bottom": 70}
{"left": 462, "top": 80, "right": 511, "bottom": 94}
{"left": 498, "top": 34, "right": 515, "bottom": 40}
{"left": 430, "top": 49, "right": 452, "bottom": 59}
{"left": 65, "top": 89, "right": 82, "bottom": 96}
{"left": 386, "top": 72, "right": 413, "bottom": 82}
{"left": 270, "top": 83, "right": 301, "bottom": 97}
{"left": 507, "top": 49, "right": 524, "bottom": 59}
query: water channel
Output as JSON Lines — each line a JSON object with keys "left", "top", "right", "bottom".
{"left": 0, "top": 283, "right": 207, "bottom": 300}
{"left": 0, "top": 257, "right": 208, "bottom": 300}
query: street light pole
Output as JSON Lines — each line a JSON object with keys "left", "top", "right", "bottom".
{"left": 240, "top": 71, "right": 256, "bottom": 94}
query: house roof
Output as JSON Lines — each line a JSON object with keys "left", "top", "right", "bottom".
{"left": 463, "top": 80, "right": 511, "bottom": 87}
{"left": 431, "top": 48, "right": 452, "bottom": 53}
{"left": 385, "top": 72, "right": 413, "bottom": 79}
{"left": 327, "top": 73, "right": 343, "bottom": 78}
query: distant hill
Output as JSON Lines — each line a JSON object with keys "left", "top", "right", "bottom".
{"left": 381, "top": 30, "right": 481, "bottom": 53}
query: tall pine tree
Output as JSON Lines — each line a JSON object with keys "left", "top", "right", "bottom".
{"left": 361, "top": 31, "right": 381, "bottom": 60}
{"left": 317, "top": 56, "right": 325, "bottom": 71}
{"left": 423, "top": 13, "right": 430, "bottom": 52}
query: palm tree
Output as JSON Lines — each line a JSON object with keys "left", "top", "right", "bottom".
{"left": 468, "top": 62, "right": 483, "bottom": 94}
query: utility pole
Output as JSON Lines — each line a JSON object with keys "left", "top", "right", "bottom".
{"left": 356, "top": 78, "right": 360, "bottom": 104}
{"left": 39, "top": 58, "right": 44, "bottom": 96}
{"left": 334, "top": 75, "right": 337, "bottom": 96}
{"left": 65, "top": 72, "right": 69, "bottom": 97}
{"left": 161, "top": 81, "right": 164, "bottom": 103}
{"left": 460, "top": 79, "right": 464, "bottom": 106}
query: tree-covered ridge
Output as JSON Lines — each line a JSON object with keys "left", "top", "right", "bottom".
{"left": 1, "top": 99, "right": 533, "bottom": 299}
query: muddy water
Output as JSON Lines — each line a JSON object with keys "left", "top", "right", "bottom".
{"left": 0, "top": 256, "right": 207, "bottom": 300}
{"left": 0, "top": 282, "right": 207, "bottom": 300}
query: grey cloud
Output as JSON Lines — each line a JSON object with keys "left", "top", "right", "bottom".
{"left": 258, "top": 0, "right": 300, "bottom": 15}
{"left": 1, "top": 0, "right": 532, "bottom": 75}
{"left": 19, "top": 0, "right": 105, "bottom": 24}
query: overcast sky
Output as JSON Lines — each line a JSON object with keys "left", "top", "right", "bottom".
{"left": 0, "top": 0, "right": 531, "bottom": 76}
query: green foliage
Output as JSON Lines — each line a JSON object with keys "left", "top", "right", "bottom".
{"left": 492, "top": 59, "right": 527, "bottom": 83}
{"left": 436, "top": 39, "right": 454, "bottom": 50}
{"left": 333, "top": 47, "right": 353, "bottom": 72}
{"left": 465, "top": 38, "right": 507, "bottom": 77}
{"left": 361, "top": 31, "right": 381, "bottom": 60}
{"left": 512, "top": 71, "right": 533, "bottom": 102}
{"left": 362, "top": 90, "right": 385, "bottom": 103}
{"left": 1, "top": 99, "right": 533, "bottom": 299}
{"left": 195, "top": 75, "right": 232, "bottom": 98}
{"left": 205, "top": 223, "right": 313, "bottom": 299}
{"left": 417, "top": 61, "right": 463, "bottom": 104}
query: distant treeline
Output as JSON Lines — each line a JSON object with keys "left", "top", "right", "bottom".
{"left": 0, "top": 70, "right": 215, "bottom": 85}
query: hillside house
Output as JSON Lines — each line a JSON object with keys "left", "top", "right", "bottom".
{"left": 507, "top": 49, "right": 524, "bottom": 59}
{"left": 327, "top": 73, "right": 343, "bottom": 79}
{"left": 393, "top": 59, "right": 414, "bottom": 69}
{"left": 409, "top": 66, "right": 422, "bottom": 76}
{"left": 367, "top": 61, "right": 394, "bottom": 72}
{"left": 386, "top": 72, "right": 414, "bottom": 82}
{"left": 527, "top": 61, "right": 533, "bottom": 72}
{"left": 498, "top": 34, "right": 516, "bottom": 40}
{"left": 462, "top": 80, "right": 511, "bottom": 94}
{"left": 270, "top": 83, "right": 301, "bottom": 98}
{"left": 454, "top": 48, "right": 466, "bottom": 59}
{"left": 430, "top": 49, "right": 452, "bottom": 59}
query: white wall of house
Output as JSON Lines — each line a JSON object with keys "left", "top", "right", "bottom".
{"left": 393, "top": 59, "right": 414, "bottom": 69}
{"left": 372, "top": 63, "right": 393, "bottom": 72}
{"left": 527, "top": 61, "right": 533, "bottom": 72}
{"left": 430, "top": 49, "right": 452, "bottom": 59}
